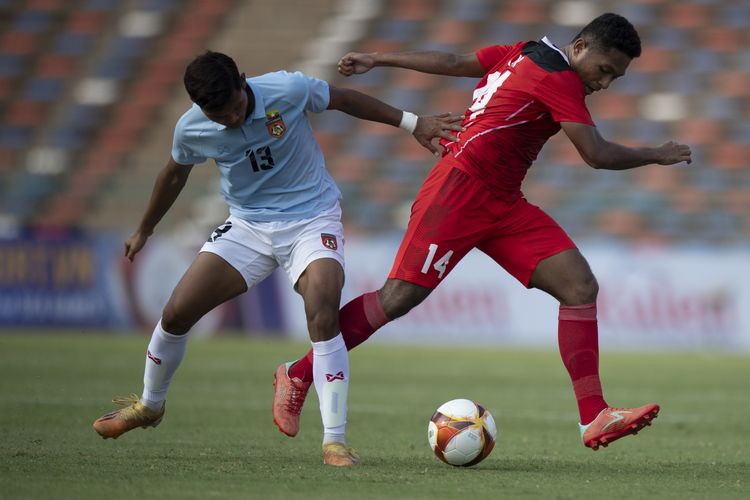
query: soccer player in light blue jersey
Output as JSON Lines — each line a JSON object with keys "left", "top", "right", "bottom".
{"left": 92, "top": 51, "right": 463, "bottom": 466}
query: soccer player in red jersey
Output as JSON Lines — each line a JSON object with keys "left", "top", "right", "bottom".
{"left": 273, "top": 13, "right": 691, "bottom": 450}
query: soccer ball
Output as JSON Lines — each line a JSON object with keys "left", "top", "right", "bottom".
{"left": 427, "top": 399, "right": 496, "bottom": 467}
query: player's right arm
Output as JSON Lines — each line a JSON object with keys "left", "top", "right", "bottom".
{"left": 337, "top": 51, "right": 485, "bottom": 78}
{"left": 561, "top": 121, "right": 692, "bottom": 170}
{"left": 124, "top": 157, "right": 194, "bottom": 261}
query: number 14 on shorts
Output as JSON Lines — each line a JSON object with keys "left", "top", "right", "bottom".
{"left": 421, "top": 244, "right": 454, "bottom": 279}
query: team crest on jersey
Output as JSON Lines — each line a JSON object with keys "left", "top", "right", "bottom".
{"left": 321, "top": 233, "right": 338, "bottom": 250}
{"left": 265, "top": 109, "right": 286, "bottom": 138}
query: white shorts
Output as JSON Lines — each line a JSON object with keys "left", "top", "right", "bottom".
{"left": 200, "top": 203, "right": 345, "bottom": 288}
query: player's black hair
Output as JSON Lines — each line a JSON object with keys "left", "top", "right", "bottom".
{"left": 183, "top": 51, "right": 244, "bottom": 110}
{"left": 573, "top": 13, "right": 641, "bottom": 58}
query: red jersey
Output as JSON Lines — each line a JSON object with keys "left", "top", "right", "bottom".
{"left": 442, "top": 39, "right": 594, "bottom": 201}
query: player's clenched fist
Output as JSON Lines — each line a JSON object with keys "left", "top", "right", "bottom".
{"left": 338, "top": 52, "right": 375, "bottom": 76}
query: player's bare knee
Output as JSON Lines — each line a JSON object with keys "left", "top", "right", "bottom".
{"left": 306, "top": 306, "right": 339, "bottom": 341}
{"left": 564, "top": 275, "right": 599, "bottom": 306}
{"left": 379, "top": 280, "right": 430, "bottom": 320}
{"left": 160, "top": 305, "right": 194, "bottom": 335}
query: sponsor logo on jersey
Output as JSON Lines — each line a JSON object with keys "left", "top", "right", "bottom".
{"left": 321, "top": 233, "right": 338, "bottom": 250}
{"left": 265, "top": 110, "right": 286, "bottom": 138}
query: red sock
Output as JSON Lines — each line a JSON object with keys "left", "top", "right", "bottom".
{"left": 558, "top": 303, "right": 608, "bottom": 425}
{"left": 287, "top": 291, "right": 389, "bottom": 383}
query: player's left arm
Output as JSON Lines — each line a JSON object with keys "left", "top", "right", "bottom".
{"left": 327, "top": 85, "right": 465, "bottom": 156}
{"left": 561, "top": 121, "right": 692, "bottom": 170}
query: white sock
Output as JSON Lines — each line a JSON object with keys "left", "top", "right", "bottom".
{"left": 312, "top": 334, "right": 349, "bottom": 444}
{"left": 141, "top": 320, "right": 189, "bottom": 411}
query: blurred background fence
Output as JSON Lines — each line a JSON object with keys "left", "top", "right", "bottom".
{"left": 1, "top": 0, "right": 749, "bottom": 350}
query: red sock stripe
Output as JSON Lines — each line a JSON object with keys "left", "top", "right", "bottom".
{"left": 363, "top": 291, "right": 388, "bottom": 329}
{"left": 559, "top": 303, "right": 597, "bottom": 322}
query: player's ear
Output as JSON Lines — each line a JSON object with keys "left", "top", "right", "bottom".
{"left": 572, "top": 38, "right": 587, "bottom": 55}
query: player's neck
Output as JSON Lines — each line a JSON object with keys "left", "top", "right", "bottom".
{"left": 561, "top": 44, "right": 574, "bottom": 64}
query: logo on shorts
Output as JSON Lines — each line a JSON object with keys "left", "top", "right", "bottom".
{"left": 321, "top": 233, "right": 338, "bottom": 250}
{"left": 208, "top": 221, "right": 233, "bottom": 242}
{"left": 265, "top": 110, "right": 286, "bottom": 138}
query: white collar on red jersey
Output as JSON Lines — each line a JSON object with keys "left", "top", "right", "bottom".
{"left": 541, "top": 36, "right": 569, "bottom": 65}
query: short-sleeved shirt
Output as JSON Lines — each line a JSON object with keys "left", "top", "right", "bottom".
{"left": 171, "top": 71, "right": 341, "bottom": 221}
{"left": 441, "top": 37, "right": 594, "bottom": 201}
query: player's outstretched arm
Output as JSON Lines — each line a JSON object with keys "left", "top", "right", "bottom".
{"left": 561, "top": 121, "right": 692, "bottom": 170}
{"left": 338, "top": 51, "right": 484, "bottom": 78}
{"left": 124, "top": 157, "right": 194, "bottom": 262}
{"left": 328, "top": 85, "right": 464, "bottom": 156}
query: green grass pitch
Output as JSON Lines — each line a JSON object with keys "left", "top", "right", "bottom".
{"left": 0, "top": 333, "right": 747, "bottom": 499}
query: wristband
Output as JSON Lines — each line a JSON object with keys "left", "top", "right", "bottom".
{"left": 399, "top": 111, "right": 418, "bottom": 134}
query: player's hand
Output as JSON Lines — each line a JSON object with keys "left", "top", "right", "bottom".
{"left": 124, "top": 230, "right": 150, "bottom": 262}
{"left": 337, "top": 52, "right": 375, "bottom": 76}
{"left": 656, "top": 141, "right": 692, "bottom": 166}
{"left": 413, "top": 112, "right": 466, "bottom": 157}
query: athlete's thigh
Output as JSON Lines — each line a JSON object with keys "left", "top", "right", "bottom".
{"left": 167, "top": 217, "right": 278, "bottom": 320}
{"left": 476, "top": 198, "right": 576, "bottom": 287}
{"left": 389, "top": 161, "right": 495, "bottom": 289}
{"left": 166, "top": 251, "right": 249, "bottom": 322}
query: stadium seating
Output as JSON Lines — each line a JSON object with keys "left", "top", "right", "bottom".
{"left": 0, "top": 0, "right": 236, "bottom": 226}
{"left": 0, "top": 0, "right": 748, "bottom": 246}
{"left": 309, "top": 0, "right": 750, "bottom": 245}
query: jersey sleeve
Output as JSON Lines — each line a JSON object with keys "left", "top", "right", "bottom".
{"left": 291, "top": 71, "right": 330, "bottom": 113}
{"left": 475, "top": 44, "right": 516, "bottom": 72}
{"left": 171, "top": 115, "right": 207, "bottom": 165}
{"left": 534, "top": 71, "right": 594, "bottom": 126}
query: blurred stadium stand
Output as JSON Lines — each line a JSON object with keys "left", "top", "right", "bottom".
{"left": 1, "top": 0, "right": 748, "bottom": 246}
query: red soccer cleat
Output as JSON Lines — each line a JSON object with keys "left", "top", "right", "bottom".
{"left": 579, "top": 404, "right": 660, "bottom": 451}
{"left": 272, "top": 362, "right": 311, "bottom": 437}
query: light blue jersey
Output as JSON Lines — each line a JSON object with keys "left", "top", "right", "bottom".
{"left": 171, "top": 71, "right": 341, "bottom": 221}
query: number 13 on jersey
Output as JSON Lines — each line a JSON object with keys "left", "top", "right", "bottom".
{"left": 421, "top": 244, "right": 454, "bottom": 279}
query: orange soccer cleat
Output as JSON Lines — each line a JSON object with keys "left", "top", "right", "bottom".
{"left": 93, "top": 394, "right": 165, "bottom": 439}
{"left": 580, "top": 404, "right": 660, "bottom": 450}
{"left": 272, "top": 362, "right": 311, "bottom": 437}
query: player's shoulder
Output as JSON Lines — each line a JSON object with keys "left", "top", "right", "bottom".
{"left": 252, "top": 70, "right": 327, "bottom": 110}
{"left": 250, "top": 70, "right": 317, "bottom": 91}
{"left": 174, "top": 103, "right": 211, "bottom": 136}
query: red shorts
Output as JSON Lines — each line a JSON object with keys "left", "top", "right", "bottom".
{"left": 389, "top": 158, "right": 576, "bottom": 288}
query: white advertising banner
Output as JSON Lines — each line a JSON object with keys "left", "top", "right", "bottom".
{"left": 280, "top": 238, "right": 750, "bottom": 352}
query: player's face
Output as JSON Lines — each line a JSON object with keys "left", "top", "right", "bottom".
{"left": 203, "top": 78, "right": 253, "bottom": 128}
{"left": 569, "top": 38, "right": 631, "bottom": 95}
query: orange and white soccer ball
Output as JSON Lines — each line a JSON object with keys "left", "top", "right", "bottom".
{"left": 428, "top": 399, "right": 496, "bottom": 466}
